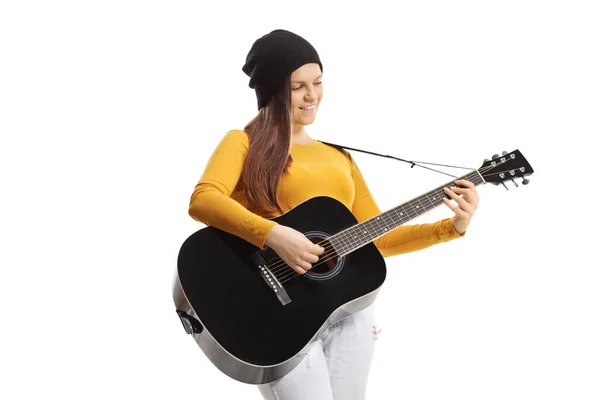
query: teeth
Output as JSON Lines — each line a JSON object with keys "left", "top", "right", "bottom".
{"left": 301, "top": 105, "right": 316, "bottom": 110}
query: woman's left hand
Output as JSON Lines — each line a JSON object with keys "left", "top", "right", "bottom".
{"left": 442, "top": 179, "right": 479, "bottom": 235}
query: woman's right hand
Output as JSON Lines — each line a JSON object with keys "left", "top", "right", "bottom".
{"left": 264, "top": 224, "right": 325, "bottom": 275}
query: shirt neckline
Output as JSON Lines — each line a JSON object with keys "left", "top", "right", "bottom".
{"left": 291, "top": 139, "right": 318, "bottom": 147}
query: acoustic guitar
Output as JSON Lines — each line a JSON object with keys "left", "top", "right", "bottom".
{"left": 173, "top": 150, "right": 533, "bottom": 384}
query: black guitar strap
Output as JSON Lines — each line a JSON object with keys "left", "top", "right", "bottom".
{"left": 318, "top": 140, "right": 473, "bottom": 179}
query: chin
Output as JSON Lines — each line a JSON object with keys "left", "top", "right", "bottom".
{"left": 296, "top": 115, "right": 317, "bottom": 125}
{"left": 296, "top": 119, "right": 315, "bottom": 127}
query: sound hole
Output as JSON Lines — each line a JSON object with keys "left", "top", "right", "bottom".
{"left": 309, "top": 238, "right": 338, "bottom": 274}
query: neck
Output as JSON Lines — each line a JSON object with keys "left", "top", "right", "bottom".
{"left": 328, "top": 170, "right": 486, "bottom": 256}
{"left": 291, "top": 124, "right": 310, "bottom": 143}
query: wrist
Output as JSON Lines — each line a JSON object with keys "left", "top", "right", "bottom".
{"left": 264, "top": 223, "right": 281, "bottom": 247}
{"left": 451, "top": 217, "right": 468, "bottom": 235}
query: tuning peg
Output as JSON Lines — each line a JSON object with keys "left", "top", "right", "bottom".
{"left": 492, "top": 154, "right": 499, "bottom": 159}
{"left": 522, "top": 177, "right": 530, "bottom": 185}
{"left": 501, "top": 182, "right": 509, "bottom": 191}
{"left": 511, "top": 179, "right": 519, "bottom": 188}
{"left": 502, "top": 151, "right": 508, "bottom": 155}
{"left": 483, "top": 158, "right": 490, "bottom": 163}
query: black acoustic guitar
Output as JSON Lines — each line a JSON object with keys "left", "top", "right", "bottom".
{"left": 173, "top": 150, "right": 533, "bottom": 384}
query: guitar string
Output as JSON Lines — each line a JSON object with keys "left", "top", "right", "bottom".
{"left": 275, "top": 175, "right": 507, "bottom": 285}
{"left": 269, "top": 165, "right": 510, "bottom": 282}
{"left": 268, "top": 163, "right": 512, "bottom": 284}
{"left": 275, "top": 184, "right": 465, "bottom": 284}
{"left": 270, "top": 174, "right": 488, "bottom": 283}
{"left": 274, "top": 170, "right": 510, "bottom": 285}
{"left": 268, "top": 185, "right": 451, "bottom": 279}
{"left": 267, "top": 168, "right": 489, "bottom": 279}
{"left": 268, "top": 167, "right": 494, "bottom": 282}
{"left": 268, "top": 187, "right": 446, "bottom": 279}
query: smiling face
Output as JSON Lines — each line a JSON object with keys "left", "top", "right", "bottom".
{"left": 290, "top": 63, "right": 323, "bottom": 130}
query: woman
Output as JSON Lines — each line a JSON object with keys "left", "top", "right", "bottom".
{"left": 188, "top": 29, "right": 479, "bottom": 400}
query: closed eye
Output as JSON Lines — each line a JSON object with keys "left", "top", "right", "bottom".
{"left": 292, "top": 82, "right": 322, "bottom": 91}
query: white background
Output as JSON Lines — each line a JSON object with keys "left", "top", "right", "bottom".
{"left": 1, "top": 1, "right": 599, "bottom": 399}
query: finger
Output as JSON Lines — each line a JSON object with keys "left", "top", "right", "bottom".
{"left": 297, "top": 260, "right": 313, "bottom": 271}
{"left": 442, "top": 197, "right": 457, "bottom": 213}
{"left": 313, "top": 245, "right": 325, "bottom": 255}
{"left": 307, "top": 253, "right": 319, "bottom": 263}
{"left": 286, "top": 263, "right": 307, "bottom": 274}
{"left": 442, "top": 197, "right": 469, "bottom": 217}
{"left": 472, "top": 186, "right": 480, "bottom": 203}
{"left": 443, "top": 190, "right": 473, "bottom": 215}
{"left": 449, "top": 187, "right": 471, "bottom": 196}
{"left": 455, "top": 179, "right": 475, "bottom": 188}
{"left": 290, "top": 264, "right": 307, "bottom": 274}
{"left": 446, "top": 186, "right": 477, "bottom": 209}
{"left": 451, "top": 187, "right": 477, "bottom": 205}
{"left": 443, "top": 186, "right": 461, "bottom": 201}
{"left": 459, "top": 187, "right": 479, "bottom": 208}
{"left": 454, "top": 194, "right": 475, "bottom": 214}
{"left": 455, "top": 180, "right": 480, "bottom": 202}
{"left": 454, "top": 179, "right": 476, "bottom": 190}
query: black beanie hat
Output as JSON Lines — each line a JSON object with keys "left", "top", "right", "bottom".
{"left": 242, "top": 29, "right": 323, "bottom": 109}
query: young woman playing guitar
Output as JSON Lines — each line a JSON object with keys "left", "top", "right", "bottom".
{"left": 187, "top": 29, "right": 479, "bottom": 400}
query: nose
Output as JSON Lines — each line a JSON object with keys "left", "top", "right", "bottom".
{"left": 304, "top": 86, "right": 318, "bottom": 102}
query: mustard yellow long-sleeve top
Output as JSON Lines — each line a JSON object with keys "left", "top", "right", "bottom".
{"left": 189, "top": 130, "right": 463, "bottom": 257}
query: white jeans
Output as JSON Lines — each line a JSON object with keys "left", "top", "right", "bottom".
{"left": 257, "top": 305, "right": 380, "bottom": 400}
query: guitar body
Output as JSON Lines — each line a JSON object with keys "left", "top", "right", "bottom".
{"left": 173, "top": 196, "right": 386, "bottom": 384}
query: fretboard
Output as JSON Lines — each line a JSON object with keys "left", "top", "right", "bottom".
{"left": 329, "top": 170, "right": 485, "bottom": 256}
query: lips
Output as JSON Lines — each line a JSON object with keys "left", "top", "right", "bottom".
{"left": 300, "top": 105, "right": 317, "bottom": 111}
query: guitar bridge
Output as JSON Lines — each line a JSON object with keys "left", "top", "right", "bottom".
{"left": 251, "top": 252, "right": 292, "bottom": 306}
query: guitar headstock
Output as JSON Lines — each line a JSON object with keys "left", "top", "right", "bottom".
{"left": 479, "top": 150, "right": 534, "bottom": 189}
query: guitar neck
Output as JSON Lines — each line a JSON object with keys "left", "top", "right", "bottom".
{"left": 329, "top": 170, "right": 485, "bottom": 256}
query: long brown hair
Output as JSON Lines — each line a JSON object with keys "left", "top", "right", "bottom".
{"left": 242, "top": 77, "right": 292, "bottom": 215}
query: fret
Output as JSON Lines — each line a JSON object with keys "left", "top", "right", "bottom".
{"left": 415, "top": 196, "right": 426, "bottom": 211}
{"left": 427, "top": 190, "right": 441, "bottom": 208}
{"left": 367, "top": 218, "right": 381, "bottom": 238}
{"left": 380, "top": 212, "right": 395, "bottom": 232}
{"left": 409, "top": 200, "right": 421, "bottom": 217}
{"left": 330, "top": 236, "right": 347, "bottom": 254}
{"left": 342, "top": 227, "right": 355, "bottom": 247}
{"left": 415, "top": 196, "right": 428, "bottom": 212}
{"left": 372, "top": 215, "right": 386, "bottom": 235}
{"left": 342, "top": 228, "right": 354, "bottom": 250}
{"left": 398, "top": 204, "right": 412, "bottom": 221}
{"left": 390, "top": 207, "right": 402, "bottom": 222}
{"left": 405, "top": 200, "right": 418, "bottom": 218}
{"left": 424, "top": 191, "right": 437, "bottom": 209}
{"left": 380, "top": 214, "right": 393, "bottom": 234}
{"left": 349, "top": 227, "right": 361, "bottom": 244}
{"left": 337, "top": 231, "right": 350, "bottom": 253}
{"left": 361, "top": 220, "right": 376, "bottom": 241}
{"left": 353, "top": 225, "right": 369, "bottom": 245}
{"left": 382, "top": 210, "right": 397, "bottom": 228}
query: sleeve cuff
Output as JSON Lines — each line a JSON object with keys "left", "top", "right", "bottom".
{"left": 243, "top": 218, "right": 278, "bottom": 249}
{"left": 440, "top": 218, "right": 466, "bottom": 241}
